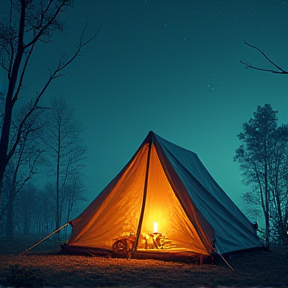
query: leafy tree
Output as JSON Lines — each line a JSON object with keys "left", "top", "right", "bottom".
{"left": 234, "top": 104, "right": 288, "bottom": 246}
{"left": 0, "top": 0, "right": 99, "bottom": 205}
{"left": 41, "top": 97, "right": 87, "bottom": 230}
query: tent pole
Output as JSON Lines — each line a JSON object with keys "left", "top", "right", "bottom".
{"left": 19, "top": 222, "right": 69, "bottom": 255}
{"left": 133, "top": 140, "right": 153, "bottom": 255}
{"left": 218, "top": 251, "right": 234, "bottom": 271}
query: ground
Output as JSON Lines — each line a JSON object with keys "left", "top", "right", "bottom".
{"left": 0, "top": 238, "right": 287, "bottom": 288}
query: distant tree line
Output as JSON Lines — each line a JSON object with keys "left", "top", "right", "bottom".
{"left": 0, "top": 97, "right": 87, "bottom": 239}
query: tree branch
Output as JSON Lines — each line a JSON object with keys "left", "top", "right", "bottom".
{"left": 6, "top": 22, "right": 100, "bottom": 163}
{"left": 240, "top": 40, "right": 288, "bottom": 75}
{"left": 12, "top": 43, "right": 36, "bottom": 104}
{"left": 56, "top": 22, "right": 102, "bottom": 74}
{"left": 24, "top": 0, "right": 67, "bottom": 48}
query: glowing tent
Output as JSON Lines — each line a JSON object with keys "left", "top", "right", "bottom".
{"left": 64, "top": 131, "right": 261, "bottom": 259}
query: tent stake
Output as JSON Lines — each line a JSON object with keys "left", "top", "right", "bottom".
{"left": 19, "top": 222, "right": 69, "bottom": 255}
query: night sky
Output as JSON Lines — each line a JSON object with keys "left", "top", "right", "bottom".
{"left": 1, "top": 1, "right": 288, "bottom": 213}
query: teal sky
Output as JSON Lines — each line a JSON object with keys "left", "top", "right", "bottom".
{"left": 1, "top": 1, "right": 288, "bottom": 214}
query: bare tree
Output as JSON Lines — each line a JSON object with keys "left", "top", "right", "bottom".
{"left": 0, "top": 103, "right": 45, "bottom": 238}
{"left": 66, "top": 174, "right": 86, "bottom": 221}
{"left": 63, "top": 174, "right": 86, "bottom": 239}
{"left": 41, "top": 97, "right": 87, "bottom": 230}
{"left": 0, "top": 0, "right": 100, "bottom": 204}
{"left": 240, "top": 40, "right": 288, "bottom": 75}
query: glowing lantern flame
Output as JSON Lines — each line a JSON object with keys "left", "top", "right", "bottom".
{"left": 153, "top": 222, "right": 158, "bottom": 233}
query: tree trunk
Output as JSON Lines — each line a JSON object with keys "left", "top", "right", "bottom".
{"left": 5, "top": 187, "right": 16, "bottom": 239}
{"left": 56, "top": 130, "right": 61, "bottom": 230}
{"left": 0, "top": 104, "right": 13, "bottom": 202}
{"left": 264, "top": 138, "right": 270, "bottom": 247}
{"left": 0, "top": 1, "right": 26, "bottom": 204}
{"left": 23, "top": 195, "right": 29, "bottom": 236}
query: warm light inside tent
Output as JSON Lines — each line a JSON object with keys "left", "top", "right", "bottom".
{"left": 153, "top": 222, "right": 158, "bottom": 233}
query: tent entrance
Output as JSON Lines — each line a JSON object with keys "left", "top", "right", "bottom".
{"left": 112, "top": 141, "right": 209, "bottom": 256}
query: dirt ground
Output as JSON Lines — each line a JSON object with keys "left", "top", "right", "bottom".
{"left": 0, "top": 238, "right": 287, "bottom": 288}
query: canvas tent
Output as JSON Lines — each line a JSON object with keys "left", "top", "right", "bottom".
{"left": 64, "top": 131, "right": 261, "bottom": 259}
